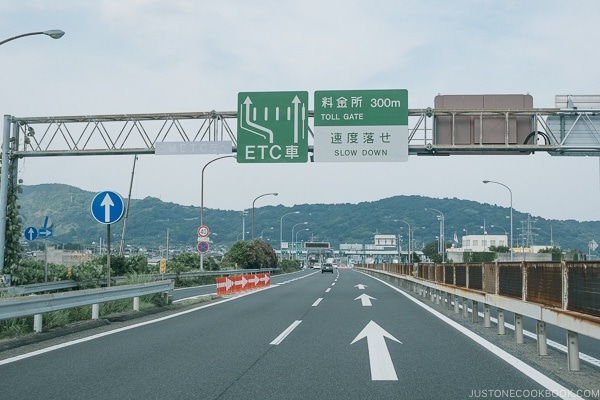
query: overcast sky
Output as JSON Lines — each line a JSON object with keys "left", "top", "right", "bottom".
{"left": 3, "top": 1, "right": 600, "bottom": 224}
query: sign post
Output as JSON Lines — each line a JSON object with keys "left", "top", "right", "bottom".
{"left": 237, "top": 91, "right": 309, "bottom": 163}
{"left": 91, "top": 191, "right": 125, "bottom": 287}
{"left": 313, "top": 89, "right": 408, "bottom": 162}
{"left": 197, "top": 225, "right": 210, "bottom": 271}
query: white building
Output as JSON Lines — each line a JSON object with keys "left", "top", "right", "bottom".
{"left": 461, "top": 234, "right": 507, "bottom": 252}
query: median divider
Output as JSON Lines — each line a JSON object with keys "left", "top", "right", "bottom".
{"left": 216, "top": 272, "right": 270, "bottom": 295}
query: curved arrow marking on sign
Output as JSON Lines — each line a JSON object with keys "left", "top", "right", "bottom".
{"left": 240, "top": 96, "right": 274, "bottom": 143}
{"left": 351, "top": 320, "right": 402, "bottom": 381}
{"left": 355, "top": 293, "right": 376, "bottom": 306}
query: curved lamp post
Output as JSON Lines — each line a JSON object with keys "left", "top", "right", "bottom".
{"left": 280, "top": 211, "right": 300, "bottom": 254}
{"left": 483, "top": 180, "right": 513, "bottom": 261}
{"left": 395, "top": 219, "right": 411, "bottom": 263}
{"left": 200, "top": 155, "right": 234, "bottom": 225}
{"left": 0, "top": 30, "right": 65, "bottom": 46}
{"left": 425, "top": 207, "right": 445, "bottom": 263}
{"left": 0, "top": 29, "right": 65, "bottom": 273}
{"left": 291, "top": 222, "right": 308, "bottom": 256}
{"left": 295, "top": 228, "right": 309, "bottom": 242}
{"left": 260, "top": 226, "right": 274, "bottom": 239}
{"left": 251, "top": 192, "right": 278, "bottom": 240}
{"left": 198, "top": 155, "right": 234, "bottom": 270}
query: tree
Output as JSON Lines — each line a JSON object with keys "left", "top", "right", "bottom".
{"left": 2, "top": 178, "right": 24, "bottom": 277}
{"left": 422, "top": 241, "right": 443, "bottom": 263}
{"left": 222, "top": 240, "right": 277, "bottom": 269}
{"left": 538, "top": 246, "right": 563, "bottom": 261}
{"left": 489, "top": 245, "right": 509, "bottom": 253}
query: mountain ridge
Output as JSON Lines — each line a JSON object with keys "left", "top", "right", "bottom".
{"left": 18, "top": 183, "right": 599, "bottom": 253}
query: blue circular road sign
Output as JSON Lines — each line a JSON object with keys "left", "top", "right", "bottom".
{"left": 197, "top": 241, "right": 209, "bottom": 254}
{"left": 24, "top": 226, "right": 38, "bottom": 241}
{"left": 91, "top": 191, "right": 125, "bottom": 224}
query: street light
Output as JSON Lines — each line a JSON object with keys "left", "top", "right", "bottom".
{"left": 296, "top": 228, "right": 309, "bottom": 242}
{"left": 483, "top": 180, "right": 513, "bottom": 261}
{"left": 200, "top": 155, "right": 234, "bottom": 226}
{"left": 280, "top": 211, "right": 300, "bottom": 254}
{"left": 291, "top": 222, "right": 308, "bottom": 254}
{"left": 0, "top": 30, "right": 65, "bottom": 46}
{"left": 198, "top": 155, "right": 234, "bottom": 271}
{"left": 260, "top": 227, "right": 274, "bottom": 239}
{"left": 0, "top": 29, "right": 65, "bottom": 274}
{"left": 251, "top": 192, "right": 278, "bottom": 240}
{"left": 395, "top": 219, "right": 411, "bottom": 263}
{"left": 425, "top": 207, "right": 445, "bottom": 262}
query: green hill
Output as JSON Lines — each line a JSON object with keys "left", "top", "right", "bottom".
{"left": 18, "top": 183, "right": 600, "bottom": 255}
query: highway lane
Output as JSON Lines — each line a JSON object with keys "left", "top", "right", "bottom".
{"left": 0, "top": 268, "right": 590, "bottom": 399}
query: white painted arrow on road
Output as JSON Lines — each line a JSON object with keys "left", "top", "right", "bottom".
{"left": 355, "top": 293, "right": 376, "bottom": 306}
{"left": 354, "top": 284, "right": 368, "bottom": 290}
{"left": 351, "top": 320, "right": 402, "bottom": 381}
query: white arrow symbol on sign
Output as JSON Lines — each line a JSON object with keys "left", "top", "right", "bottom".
{"left": 248, "top": 275, "right": 259, "bottom": 286}
{"left": 354, "top": 284, "right": 368, "bottom": 290}
{"left": 100, "top": 193, "right": 114, "bottom": 223}
{"left": 25, "top": 227, "right": 36, "bottom": 240}
{"left": 355, "top": 293, "right": 376, "bottom": 306}
{"left": 241, "top": 97, "right": 274, "bottom": 143}
{"left": 351, "top": 320, "right": 402, "bottom": 381}
{"left": 292, "top": 95, "right": 301, "bottom": 143}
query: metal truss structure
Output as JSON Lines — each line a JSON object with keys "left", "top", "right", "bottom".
{"left": 2, "top": 105, "right": 600, "bottom": 271}
{"left": 5, "top": 107, "right": 600, "bottom": 158}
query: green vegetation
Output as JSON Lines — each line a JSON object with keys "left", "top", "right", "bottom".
{"left": 0, "top": 274, "right": 168, "bottom": 339}
{"left": 221, "top": 240, "right": 278, "bottom": 269}
{"left": 17, "top": 183, "right": 599, "bottom": 255}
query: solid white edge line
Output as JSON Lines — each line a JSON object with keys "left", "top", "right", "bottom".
{"left": 270, "top": 320, "right": 302, "bottom": 345}
{"left": 0, "top": 270, "right": 319, "bottom": 366}
{"left": 358, "top": 271, "right": 584, "bottom": 400}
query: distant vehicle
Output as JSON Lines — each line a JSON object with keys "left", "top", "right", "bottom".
{"left": 312, "top": 264, "right": 321, "bottom": 269}
{"left": 321, "top": 263, "right": 334, "bottom": 273}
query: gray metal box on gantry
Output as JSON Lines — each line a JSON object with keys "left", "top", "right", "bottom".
{"left": 433, "top": 94, "right": 534, "bottom": 145}
{"left": 547, "top": 95, "right": 600, "bottom": 156}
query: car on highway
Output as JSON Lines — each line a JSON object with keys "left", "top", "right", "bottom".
{"left": 321, "top": 263, "right": 334, "bottom": 273}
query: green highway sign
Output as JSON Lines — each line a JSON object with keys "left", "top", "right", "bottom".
{"left": 237, "top": 91, "right": 309, "bottom": 163}
{"left": 313, "top": 89, "right": 409, "bottom": 162}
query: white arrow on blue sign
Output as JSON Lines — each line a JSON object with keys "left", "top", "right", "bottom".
{"left": 91, "top": 191, "right": 125, "bottom": 224}
{"left": 24, "top": 226, "right": 38, "bottom": 241}
{"left": 38, "top": 227, "right": 53, "bottom": 238}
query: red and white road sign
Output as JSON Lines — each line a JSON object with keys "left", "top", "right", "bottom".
{"left": 216, "top": 273, "right": 270, "bottom": 296}
{"left": 197, "top": 225, "right": 210, "bottom": 237}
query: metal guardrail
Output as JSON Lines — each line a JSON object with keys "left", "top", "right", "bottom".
{"left": 0, "top": 268, "right": 279, "bottom": 296}
{"left": 158, "top": 268, "right": 278, "bottom": 280}
{"left": 1, "top": 280, "right": 78, "bottom": 295}
{"left": 0, "top": 280, "right": 173, "bottom": 321}
{"left": 358, "top": 261, "right": 600, "bottom": 371}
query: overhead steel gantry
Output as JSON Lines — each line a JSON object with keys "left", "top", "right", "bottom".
{"left": 4, "top": 106, "right": 600, "bottom": 158}
{"left": 2, "top": 96, "right": 600, "bottom": 271}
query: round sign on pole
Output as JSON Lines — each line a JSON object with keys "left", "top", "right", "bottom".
{"left": 91, "top": 191, "right": 125, "bottom": 224}
{"left": 197, "top": 241, "right": 209, "bottom": 253}
{"left": 197, "top": 225, "right": 210, "bottom": 237}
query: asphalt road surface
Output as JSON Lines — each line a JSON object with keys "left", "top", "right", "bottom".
{"left": 0, "top": 268, "right": 597, "bottom": 399}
